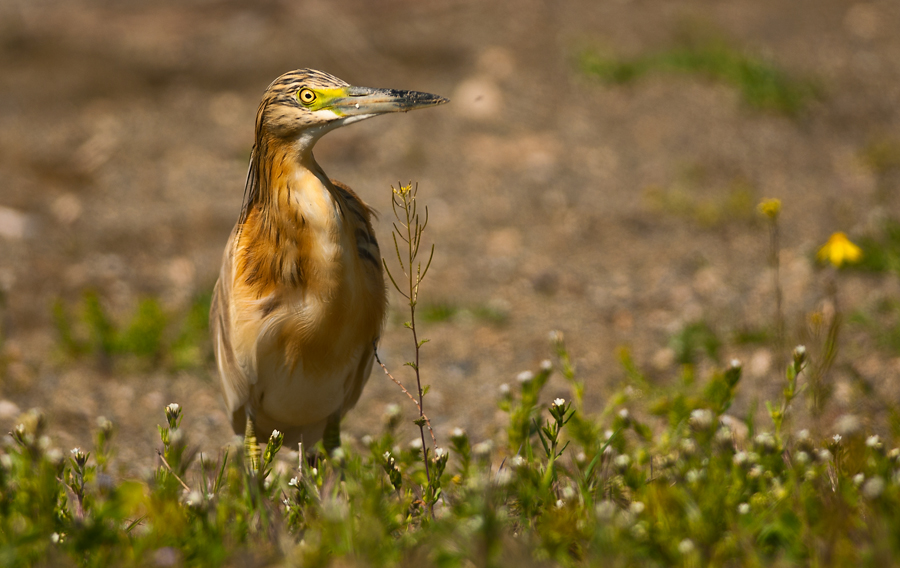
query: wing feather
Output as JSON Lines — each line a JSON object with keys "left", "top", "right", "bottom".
{"left": 210, "top": 228, "right": 253, "bottom": 434}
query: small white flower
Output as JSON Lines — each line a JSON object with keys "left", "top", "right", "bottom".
{"left": 690, "top": 409, "right": 713, "bottom": 430}
{"left": 630, "top": 522, "right": 647, "bottom": 540}
{"left": 499, "top": 383, "right": 510, "bottom": 395}
{"left": 614, "top": 454, "right": 631, "bottom": 470}
{"left": 555, "top": 499, "right": 565, "bottom": 509}
{"left": 360, "top": 435, "right": 373, "bottom": 447}
{"left": 816, "top": 449, "right": 833, "bottom": 462}
{"left": 409, "top": 437, "right": 423, "bottom": 450}
{"left": 729, "top": 358, "right": 741, "bottom": 369}
{"left": 795, "top": 451, "right": 810, "bottom": 465}
{"left": 754, "top": 432, "right": 776, "bottom": 450}
{"left": 516, "top": 371, "right": 534, "bottom": 383}
{"left": 618, "top": 409, "right": 630, "bottom": 420}
{"left": 553, "top": 398, "right": 566, "bottom": 407}
{"left": 509, "top": 455, "right": 526, "bottom": 468}
{"left": 738, "top": 503, "right": 750, "bottom": 515}
{"left": 595, "top": 501, "right": 616, "bottom": 521}
{"left": 833, "top": 434, "right": 842, "bottom": 444}
{"left": 853, "top": 473, "right": 865, "bottom": 486}
{"left": 733, "top": 451, "right": 748, "bottom": 465}
{"left": 797, "top": 429, "right": 810, "bottom": 440}
{"left": 288, "top": 477, "right": 300, "bottom": 487}
{"left": 715, "top": 427, "right": 733, "bottom": 445}
{"left": 863, "top": 476, "right": 885, "bottom": 499}
{"left": 166, "top": 403, "right": 180, "bottom": 413}
{"left": 184, "top": 490, "right": 202, "bottom": 507}
{"left": 271, "top": 429, "right": 282, "bottom": 438}
{"left": 46, "top": 449, "right": 63, "bottom": 465}
{"left": 451, "top": 427, "right": 465, "bottom": 438}
{"left": 866, "top": 435, "right": 881, "bottom": 448}
{"left": 472, "top": 440, "right": 493, "bottom": 457}
{"left": 562, "top": 485, "right": 576, "bottom": 500}
{"left": 434, "top": 447, "right": 445, "bottom": 458}
{"left": 540, "top": 359, "right": 553, "bottom": 370}
{"left": 629, "top": 501, "right": 645, "bottom": 514}
{"left": 678, "top": 539, "right": 695, "bottom": 554}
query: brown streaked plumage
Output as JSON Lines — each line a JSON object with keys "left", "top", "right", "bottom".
{"left": 210, "top": 69, "right": 447, "bottom": 452}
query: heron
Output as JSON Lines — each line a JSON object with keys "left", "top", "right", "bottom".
{"left": 210, "top": 69, "right": 447, "bottom": 454}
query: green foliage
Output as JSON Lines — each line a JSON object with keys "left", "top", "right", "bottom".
{"left": 851, "top": 298, "right": 900, "bottom": 355}
{"left": 52, "top": 290, "right": 211, "bottom": 370}
{"left": 420, "top": 302, "right": 458, "bottom": 323}
{"left": 170, "top": 292, "right": 214, "bottom": 370}
{"left": 732, "top": 325, "right": 771, "bottom": 345}
{"left": 643, "top": 175, "right": 758, "bottom": 229}
{"left": 860, "top": 136, "right": 900, "bottom": 176}
{"left": 6, "top": 335, "right": 900, "bottom": 567}
{"left": 670, "top": 320, "right": 722, "bottom": 365}
{"left": 580, "top": 40, "right": 822, "bottom": 116}
{"left": 852, "top": 217, "right": 900, "bottom": 276}
{"left": 117, "top": 298, "right": 167, "bottom": 359}
{"left": 417, "top": 301, "right": 510, "bottom": 326}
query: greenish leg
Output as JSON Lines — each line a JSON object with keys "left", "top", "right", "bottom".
{"left": 323, "top": 410, "right": 342, "bottom": 456}
{"left": 244, "top": 417, "right": 261, "bottom": 473}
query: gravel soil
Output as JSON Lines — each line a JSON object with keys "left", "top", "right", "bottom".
{"left": 1, "top": 0, "right": 899, "bottom": 472}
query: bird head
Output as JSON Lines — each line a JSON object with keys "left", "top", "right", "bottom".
{"left": 254, "top": 69, "right": 448, "bottom": 151}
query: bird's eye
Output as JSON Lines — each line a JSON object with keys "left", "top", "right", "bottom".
{"left": 298, "top": 88, "right": 317, "bottom": 105}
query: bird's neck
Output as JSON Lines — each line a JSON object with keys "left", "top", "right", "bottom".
{"left": 235, "top": 139, "right": 344, "bottom": 296}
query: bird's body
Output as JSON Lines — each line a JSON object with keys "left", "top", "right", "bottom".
{"left": 210, "top": 69, "right": 446, "bottom": 451}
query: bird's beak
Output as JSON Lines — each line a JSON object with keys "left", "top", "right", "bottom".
{"left": 329, "top": 86, "right": 449, "bottom": 117}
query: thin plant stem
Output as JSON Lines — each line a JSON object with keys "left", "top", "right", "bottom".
{"left": 157, "top": 449, "right": 191, "bottom": 492}
{"left": 769, "top": 216, "right": 786, "bottom": 372}
{"left": 373, "top": 343, "right": 437, "bottom": 448}
{"left": 382, "top": 183, "right": 436, "bottom": 487}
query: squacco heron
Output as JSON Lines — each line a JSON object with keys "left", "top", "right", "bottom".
{"left": 210, "top": 69, "right": 447, "bottom": 453}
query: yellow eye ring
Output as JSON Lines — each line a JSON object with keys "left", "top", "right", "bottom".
{"left": 298, "top": 88, "right": 317, "bottom": 105}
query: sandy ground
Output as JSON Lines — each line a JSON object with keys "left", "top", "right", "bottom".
{"left": 1, "top": 0, "right": 899, "bottom": 473}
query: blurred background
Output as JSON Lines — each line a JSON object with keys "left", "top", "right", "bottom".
{"left": 1, "top": 0, "right": 899, "bottom": 471}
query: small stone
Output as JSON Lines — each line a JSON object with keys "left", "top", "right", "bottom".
{"left": 0, "top": 400, "right": 21, "bottom": 420}
{"left": 0, "top": 207, "right": 32, "bottom": 239}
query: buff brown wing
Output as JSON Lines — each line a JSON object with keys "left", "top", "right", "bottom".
{"left": 210, "top": 228, "right": 252, "bottom": 436}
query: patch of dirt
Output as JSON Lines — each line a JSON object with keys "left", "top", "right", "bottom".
{"left": 1, "top": 0, "right": 899, "bottom": 471}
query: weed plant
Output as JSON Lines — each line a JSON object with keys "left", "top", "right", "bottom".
{"left": 7, "top": 189, "right": 900, "bottom": 567}
{"left": 4, "top": 336, "right": 900, "bottom": 567}
{"left": 580, "top": 38, "right": 822, "bottom": 116}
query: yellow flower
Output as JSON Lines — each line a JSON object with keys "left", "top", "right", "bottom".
{"left": 757, "top": 198, "right": 781, "bottom": 220}
{"left": 816, "top": 232, "right": 862, "bottom": 267}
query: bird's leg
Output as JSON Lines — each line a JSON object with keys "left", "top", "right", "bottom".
{"left": 322, "top": 409, "right": 342, "bottom": 457}
{"left": 244, "top": 417, "right": 261, "bottom": 473}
